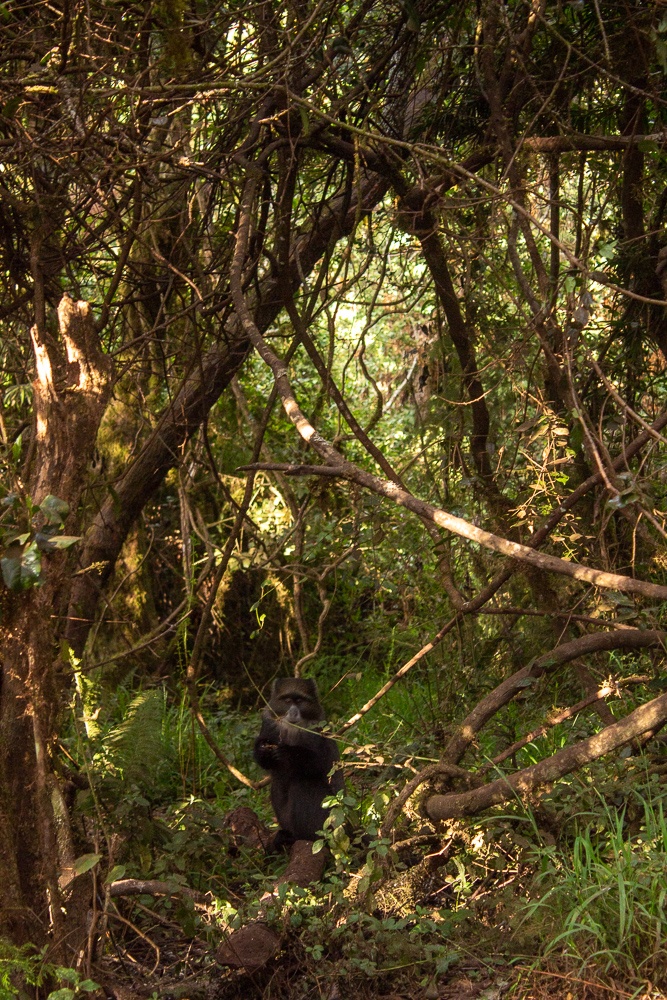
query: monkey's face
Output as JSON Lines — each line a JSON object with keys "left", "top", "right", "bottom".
{"left": 268, "top": 680, "right": 324, "bottom": 744}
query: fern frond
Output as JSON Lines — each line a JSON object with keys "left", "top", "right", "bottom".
{"left": 106, "top": 689, "right": 167, "bottom": 787}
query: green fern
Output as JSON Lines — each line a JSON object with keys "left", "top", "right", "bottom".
{"left": 0, "top": 939, "right": 43, "bottom": 998}
{"left": 106, "top": 690, "right": 169, "bottom": 788}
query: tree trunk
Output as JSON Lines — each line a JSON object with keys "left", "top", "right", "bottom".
{"left": 0, "top": 178, "right": 386, "bottom": 953}
{"left": 0, "top": 296, "right": 112, "bottom": 956}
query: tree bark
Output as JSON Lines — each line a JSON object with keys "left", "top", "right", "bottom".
{"left": 0, "top": 297, "right": 112, "bottom": 951}
{"left": 442, "top": 629, "right": 667, "bottom": 765}
{"left": 427, "top": 689, "right": 667, "bottom": 820}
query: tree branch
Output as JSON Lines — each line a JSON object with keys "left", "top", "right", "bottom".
{"left": 442, "top": 629, "right": 666, "bottom": 765}
{"left": 427, "top": 688, "right": 667, "bottom": 820}
{"left": 66, "top": 174, "right": 388, "bottom": 657}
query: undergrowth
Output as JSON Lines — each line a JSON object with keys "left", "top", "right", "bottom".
{"left": 523, "top": 783, "right": 667, "bottom": 983}
{"left": 37, "top": 660, "right": 667, "bottom": 998}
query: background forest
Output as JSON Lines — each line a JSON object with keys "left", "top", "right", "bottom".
{"left": 2, "top": 0, "right": 667, "bottom": 997}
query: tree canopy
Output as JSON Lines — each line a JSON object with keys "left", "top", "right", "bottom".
{"left": 2, "top": 0, "right": 667, "bottom": 995}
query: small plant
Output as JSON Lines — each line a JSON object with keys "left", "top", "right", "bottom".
{"left": 0, "top": 492, "right": 79, "bottom": 592}
{"left": 47, "top": 967, "right": 99, "bottom": 1000}
{"left": 0, "top": 940, "right": 44, "bottom": 1000}
{"left": 0, "top": 944, "right": 97, "bottom": 1000}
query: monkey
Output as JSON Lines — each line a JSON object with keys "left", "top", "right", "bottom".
{"left": 253, "top": 678, "right": 343, "bottom": 849}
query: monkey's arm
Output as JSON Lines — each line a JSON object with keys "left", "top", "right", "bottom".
{"left": 277, "top": 732, "right": 340, "bottom": 779}
{"left": 253, "top": 717, "right": 283, "bottom": 771}
{"left": 254, "top": 719, "right": 339, "bottom": 780}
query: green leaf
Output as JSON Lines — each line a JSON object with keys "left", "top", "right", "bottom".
{"left": 39, "top": 534, "right": 81, "bottom": 551}
{"left": 298, "top": 105, "right": 310, "bottom": 135}
{"left": 73, "top": 853, "right": 101, "bottom": 876}
{"left": 104, "top": 865, "right": 127, "bottom": 884}
{"left": 570, "top": 422, "right": 584, "bottom": 452}
{"left": 564, "top": 275, "right": 577, "bottom": 294}
{"left": 2, "top": 530, "right": 29, "bottom": 547}
{"left": 21, "top": 542, "right": 42, "bottom": 584}
{"left": 47, "top": 990, "right": 75, "bottom": 1000}
{"left": 604, "top": 590, "right": 634, "bottom": 606}
{"left": 40, "top": 495, "right": 69, "bottom": 525}
{"left": 1, "top": 555, "right": 22, "bottom": 590}
{"left": 1, "top": 542, "right": 42, "bottom": 591}
{"left": 79, "top": 980, "right": 100, "bottom": 992}
{"left": 54, "top": 969, "right": 79, "bottom": 984}
{"left": 106, "top": 690, "right": 166, "bottom": 787}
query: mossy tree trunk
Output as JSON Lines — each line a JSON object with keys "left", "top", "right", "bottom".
{"left": 0, "top": 295, "right": 112, "bottom": 957}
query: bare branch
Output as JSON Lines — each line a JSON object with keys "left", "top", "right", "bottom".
{"left": 427, "top": 689, "right": 667, "bottom": 821}
{"left": 442, "top": 629, "right": 667, "bottom": 765}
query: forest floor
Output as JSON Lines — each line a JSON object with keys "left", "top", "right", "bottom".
{"left": 93, "top": 941, "right": 661, "bottom": 1000}
{"left": 55, "top": 689, "right": 667, "bottom": 1000}
{"left": 90, "top": 822, "right": 667, "bottom": 1000}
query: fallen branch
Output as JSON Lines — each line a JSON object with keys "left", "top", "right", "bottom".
{"left": 381, "top": 680, "right": 648, "bottom": 837}
{"left": 379, "top": 762, "right": 477, "bottom": 840}
{"left": 108, "top": 879, "right": 211, "bottom": 906}
{"left": 442, "top": 629, "right": 666, "bottom": 765}
{"left": 426, "top": 688, "right": 667, "bottom": 820}
{"left": 479, "top": 675, "right": 651, "bottom": 773}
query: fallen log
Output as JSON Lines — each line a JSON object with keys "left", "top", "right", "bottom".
{"left": 108, "top": 879, "right": 212, "bottom": 906}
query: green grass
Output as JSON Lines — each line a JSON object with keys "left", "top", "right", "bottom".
{"left": 522, "top": 782, "right": 667, "bottom": 983}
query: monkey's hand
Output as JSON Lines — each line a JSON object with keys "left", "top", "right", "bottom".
{"left": 276, "top": 719, "right": 302, "bottom": 746}
{"left": 253, "top": 735, "right": 282, "bottom": 769}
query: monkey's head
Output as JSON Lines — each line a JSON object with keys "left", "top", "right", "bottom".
{"left": 266, "top": 678, "right": 324, "bottom": 743}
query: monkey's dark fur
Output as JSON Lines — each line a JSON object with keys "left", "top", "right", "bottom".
{"left": 253, "top": 678, "right": 342, "bottom": 848}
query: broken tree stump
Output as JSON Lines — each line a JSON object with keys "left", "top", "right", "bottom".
{"left": 224, "top": 805, "right": 271, "bottom": 852}
{"left": 216, "top": 838, "right": 328, "bottom": 969}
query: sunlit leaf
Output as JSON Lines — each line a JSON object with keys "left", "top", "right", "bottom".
{"left": 73, "top": 853, "right": 101, "bottom": 876}
{"left": 104, "top": 865, "right": 127, "bottom": 884}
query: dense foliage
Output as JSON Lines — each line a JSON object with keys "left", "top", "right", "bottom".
{"left": 2, "top": 0, "right": 667, "bottom": 996}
